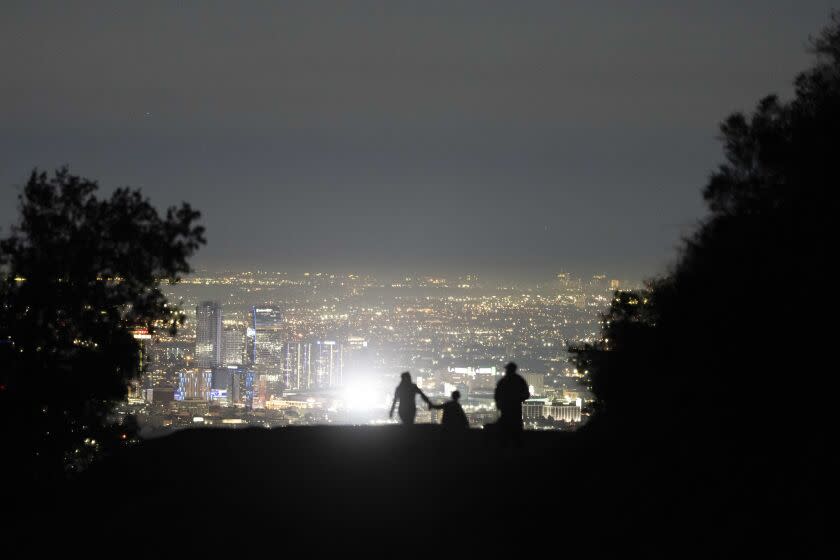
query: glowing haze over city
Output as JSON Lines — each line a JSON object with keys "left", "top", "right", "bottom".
{"left": 126, "top": 269, "right": 623, "bottom": 433}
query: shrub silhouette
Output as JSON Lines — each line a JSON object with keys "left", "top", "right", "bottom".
{"left": 572, "top": 15, "right": 839, "bottom": 450}
{"left": 0, "top": 168, "right": 204, "bottom": 479}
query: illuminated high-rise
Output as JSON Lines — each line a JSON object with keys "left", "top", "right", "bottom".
{"left": 282, "top": 341, "right": 312, "bottom": 391}
{"left": 222, "top": 324, "right": 246, "bottom": 366}
{"left": 314, "top": 340, "right": 343, "bottom": 388}
{"left": 223, "top": 366, "right": 254, "bottom": 407}
{"left": 195, "top": 301, "right": 222, "bottom": 369}
{"left": 250, "top": 307, "right": 284, "bottom": 372}
{"left": 177, "top": 369, "right": 213, "bottom": 401}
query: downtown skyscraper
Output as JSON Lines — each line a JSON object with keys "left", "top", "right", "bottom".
{"left": 314, "top": 340, "right": 343, "bottom": 388}
{"left": 249, "top": 306, "right": 284, "bottom": 370}
{"left": 282, "top": 341, "right": 312, "bottom": 391}
{"left": 280, "top": 340, "right": 344, "bottom": 391}
{"left": 195, "top": 301, "right": 222, "bottom": 369}
{"left": 222, "top": 324, "right": 246, "bottom": 366}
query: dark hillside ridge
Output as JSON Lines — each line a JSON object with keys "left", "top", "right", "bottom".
{"left": 14, "top": 425, "right": 827, "bottom": 555}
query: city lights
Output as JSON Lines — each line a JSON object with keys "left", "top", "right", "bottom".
{"left": 116, "top": 269, "right": 625, "bottom": 433}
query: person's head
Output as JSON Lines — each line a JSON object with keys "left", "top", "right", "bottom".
{"left": 504, "top": 362, "right": 518, "bottom": 375}
{"left": 400, "top": 371, "right": 411, "bottom": 383}
{"left": 451, "top": 390, "right": 461, "bottom": 401}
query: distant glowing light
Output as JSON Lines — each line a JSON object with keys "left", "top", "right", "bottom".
{"left": 344, "top": 381, "right": 380, "bottom": 411}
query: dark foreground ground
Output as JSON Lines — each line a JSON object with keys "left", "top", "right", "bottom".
{"left": 10, "top": 425, "right": 829, "bottom": 555}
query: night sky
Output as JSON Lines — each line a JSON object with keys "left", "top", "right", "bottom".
{"left": 1, "top": 1, "right": 835, "bottom": 281}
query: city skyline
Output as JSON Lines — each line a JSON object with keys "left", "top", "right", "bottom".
{"left": 125, "top": 267, "right": 604, "bottom": 432}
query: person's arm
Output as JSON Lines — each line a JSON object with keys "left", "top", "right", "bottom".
{"left": 389, "top": 390, "right": 398, "bottom": 418}
{"left": 416, "top": 387, "right": 431, "bottom": 407}
{"left": 428, "top": 402, "right": 443, "bottom": 410}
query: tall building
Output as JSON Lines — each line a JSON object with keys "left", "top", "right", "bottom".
{"left": 177, "top": 369, "right": 213, "bottom": 401}
{"left": 314, "top": 340, "right": 343, "bottom": 388}
{"left": 282, "top": 341, "right": 312, "bottom": 391}
{"left": 211, "top": 366, "right": 257, "bottom": 409}
{"left": 222, "top": 324, "right": 246, "bottom": 366}
{"left": 279, "top": 340, "right": 342, "bottom": 391}
{"left": 223, "top": 366, "right": 254, "bottom": 408}
{"left": 249, "top": 307, "right": 284, "bottom": 371}
{"left": 195, "top": 301, "right": 222, "bottom": 369}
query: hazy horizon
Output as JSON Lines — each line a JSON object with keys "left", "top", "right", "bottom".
{"left": 182, "top": 264, "right": 645, "bottom": 287}
{"left": 3, "top": 1, "right": 836, "bottom": 283}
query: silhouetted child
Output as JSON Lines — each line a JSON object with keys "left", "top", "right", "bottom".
{"left": 430, "top": 390, "right": 469, "bottom": 431}
{"left": 389, "top": 371, "right": 431, "bottom": 425}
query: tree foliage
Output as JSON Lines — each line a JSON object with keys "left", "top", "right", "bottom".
{"left": 0, "top": 168, "right": 204, "bottom": 478}
{"left": 572, "top": 15, "right": 839, "bottom": 446}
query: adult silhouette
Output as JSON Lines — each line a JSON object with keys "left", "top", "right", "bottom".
{"left": 494, "top": 362, "right": 530, "bottom": 446}
{"left": 389, "top": 372, "right": 431, "bottom": 425}
{"left": 430, "top": 390, "right": 469, "bottom": 431}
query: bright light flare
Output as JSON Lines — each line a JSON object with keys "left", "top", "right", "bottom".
{"left": 343, "top": 381, "right": 382, "bottom": 411}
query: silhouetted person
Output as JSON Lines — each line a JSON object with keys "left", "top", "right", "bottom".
{"left": 494, "top": 362, "right": 530, "bottom": 446}
{"left": 430, "top": 390, "right": 469, "bottom": 431}
{"left": 389, "top": 372, "right": 431, "bottom": 425}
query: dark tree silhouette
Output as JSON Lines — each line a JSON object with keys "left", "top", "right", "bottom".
{"left": 567, "top": 21, "right": 839, "bottom": 549}
{"left": 0, "top": 168, "right": 204, "bottom": 479}
{"left": 573, "top": 15, "right": 838, "bottom": 446}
